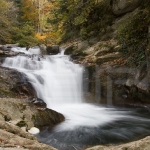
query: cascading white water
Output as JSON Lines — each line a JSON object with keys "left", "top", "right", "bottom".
{"left": 11, "top": 46, "right": 41, "bottom": 55}
{"left": 2, "top": 47, "right": 130, "bottom": 131}
{"left": 3, "top": 47, "right": 150, "bottom": 150}
{"left": 3, "top": 47, "right": 83, "bottom": 106}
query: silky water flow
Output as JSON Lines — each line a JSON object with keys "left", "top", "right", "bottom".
{"left": 2, "top": 47, "right": 150, "bottom": 150}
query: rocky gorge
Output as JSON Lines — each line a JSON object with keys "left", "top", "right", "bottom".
{"left": 0, "top": 0, "right": 150, "bottom": 150}
{"left": 62, "top": 0, "right": 150, "bottom": 107}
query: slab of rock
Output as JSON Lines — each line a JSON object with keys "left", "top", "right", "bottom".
{"left": 0, "top": 98, "right": 64, "bottom": 130}
{"left": 0, "top": 128, "right": 57, "bottom": 150}
{"left": 112, "top": 0, "right": 142, "bottom": 16}
{"left": 86, "top": 136, "right": 150, "bottom": 150}
{"left": 0, "top": 66, "right": 37, "bottom": 98}
{"left": 46, "top": 45, "right": 59, "bottom": 55}
{"left": 96, "top": 52, "right": 122, "bottom": 64}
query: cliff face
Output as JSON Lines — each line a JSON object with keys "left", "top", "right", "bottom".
{"left": 61, "top": 0, "right": 150, "bottom": 106}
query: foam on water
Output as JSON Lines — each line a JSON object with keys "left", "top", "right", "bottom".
{"left": 2, "top": 47, "right": 129, "bottom": 131}
{"left": 11, "top": 46, "right": 41, "bottom": 55}
{"left": 2, "top": 47, "right": 150, "bottom": 149}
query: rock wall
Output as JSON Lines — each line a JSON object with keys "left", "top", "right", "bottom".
{"left": 61, "top": 0, "right": 150, "bottom": 106}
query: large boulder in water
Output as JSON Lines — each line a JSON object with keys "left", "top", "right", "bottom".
{"left": 46, "top": 45, "right": 60, "bottom": 55}
{"left": 0, "top": 98, "right": 64, "bottom": 129}
{"left": 32, "top": 97, "right": 47, "bottom": 108}
{"left": 112, "top": 0, "right": 142, "bottom": 16}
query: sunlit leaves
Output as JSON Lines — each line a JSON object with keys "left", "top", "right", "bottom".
{"left": 20, "top": 0, "right": 38, "bottom": 26}
{"left": 0, "top": 0, "right": 17, "bottom": 43}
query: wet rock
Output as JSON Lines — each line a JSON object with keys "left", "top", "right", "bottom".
{"left": 86, "top": 136, "right": 150, "bottom": 150}
{"left": 0, "top": 98, "right": 65, "bottom": 130}
{"left": 39, "top": 44, "right": 47, "bottom": 55}
{"left": 0, "top": 66, "right": 37, "bottom": 98}
{"left": 46, "top": 45, "right": 59, "bottom": 55}
{"left": 64, "top": 45, "right": 75, "bottom": 55}
{"left": 32, "top": 98, "right": 47, "bottom": 108}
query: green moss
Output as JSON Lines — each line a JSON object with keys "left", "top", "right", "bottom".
{"left": 0, "top": 88, "right": 16, "bottom": 98}
{"left": 118, "top": 6, "right": 150, "bottom": 67}
{"left": 31, "top": 115, "right": 36, "bottom": 120}
{"left": 16, "top": 121, "right": 27, "bottom": 127}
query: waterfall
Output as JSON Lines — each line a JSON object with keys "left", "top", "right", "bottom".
{"left": 2, "top": 47, "right": 127, "bottom": 131}
{"left": 2, "top": 47, "right": 83, "bottom": 107}
{"left": 3, "top": 47, "right": 150, "bottom": 150}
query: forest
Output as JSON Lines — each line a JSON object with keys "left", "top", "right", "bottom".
{"left": 0, "top": 0, "right": 114, "bottom": 46}
{"left": 1, "top": 0, "right": 150, "bottom": 150}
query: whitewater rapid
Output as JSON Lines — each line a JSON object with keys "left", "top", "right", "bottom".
{"left": 2, "top": 47, "right": 130, "bottom": 131}
{"left": 2, "top": 47, "right": 150, "bottom": 150}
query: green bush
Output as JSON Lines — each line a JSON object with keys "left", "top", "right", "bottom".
{"left": 118, "top": 6, "right": 150, "bottom": 66}
{"left": 12, "top": 23, "right": 39, "bottom": 47}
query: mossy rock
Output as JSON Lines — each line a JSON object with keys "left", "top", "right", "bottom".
{"left": 16, "top": 121, "right": 27, "bottom": 128}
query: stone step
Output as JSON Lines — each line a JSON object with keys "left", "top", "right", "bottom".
{"left": 94, "top": 45, "right": 121, "bottom": 56}
{"left": 96, "top": 52, "right": 122, "bottom": 64}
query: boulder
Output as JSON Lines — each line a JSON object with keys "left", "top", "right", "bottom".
{"left": 86, "top": 136, "right": 150, "bottom": 150}
{"left": 39, "top": 44, "right": 47, "bottom": 55}
{"left": 32, "top": 98, "right": 47, "bottom": 108}
{"left": 112, "top": 0, "right": 142, "bottom": 16}
{"left": 0, "top": 66, "right": 37, "bottom": 98}
{"left": 46, "top": 45, "right": 59, "bottom": 55}
{"left": 0, "top": 98, "right": 64, "bottom": 129}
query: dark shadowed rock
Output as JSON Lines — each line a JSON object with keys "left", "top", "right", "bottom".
{"left": 0, "top": 66, "right": 37, "bottom": 98}
{"left": 46, "top": 45, "right": 59, "bottom": 55}
{"left": 32, "top": 98, "right": 47, "bottom": 108}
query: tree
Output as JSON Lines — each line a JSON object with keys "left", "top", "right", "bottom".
{"left": 0, "top": 0, "right": 18, "bottom": 44}
{"left": 20, "top": 0, "right": 38, "bottom": 27}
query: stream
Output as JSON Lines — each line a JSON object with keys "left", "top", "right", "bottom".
{"left": 2, "top": 47, "right": 150, "bottom": 150}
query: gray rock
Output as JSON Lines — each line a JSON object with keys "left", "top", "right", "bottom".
{"left": 0, "top": 128, "right": 57, "bottom": 150}
{"left": 86, "top": 136, "right": 150, "bottom": 150}
{"left": 46, "top": 45, "right": 59, "bottom": 55}
{"left": 77, "top": 40, "right": 89, "bottom": 50}
{"left": 0, "top": 66, "right": 37, "bottom": 98}
{"left": 112, "top": 0, "right": 142, "bottom": 16}
{"left": 32, "top": 98, "right": 47, "bottom": 108}
{"left": 0, "top": 98, "right": 64, "bottom": 129}
{"left": 39, "top": 44, "right": 47, "bottom": 55}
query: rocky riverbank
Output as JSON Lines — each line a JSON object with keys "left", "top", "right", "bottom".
{"left": 86, "top": 136, "right": 150, "bottom": 150}
{"left": 0, "top": 98, "right": 64, "bottom": 150}
{"left": 0, "top": 0, "right": 150, "bottom": 149}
